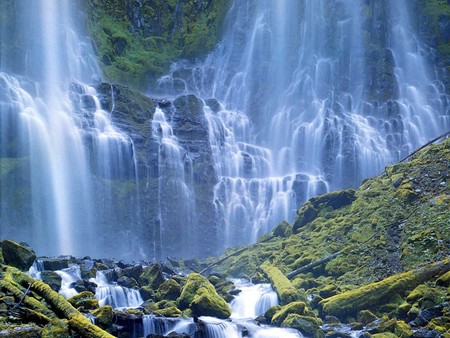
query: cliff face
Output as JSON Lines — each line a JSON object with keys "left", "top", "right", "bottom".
{"left": 83, "top": 0, "right": 231, "bottom": 89}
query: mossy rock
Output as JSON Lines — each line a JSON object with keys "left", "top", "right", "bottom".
{"left": 91, "top": 305, "right": 113, "bottom": 329}
{"left": 437, "top": 271, "right": 450, "bottom": 287}
{"left": 177, "top": 273, "right": 231, "bottom": 319}
{"left": 1, "top": 240, "right": 36, "bottom": 271}
{"left": 41, "top": 319, "right": 71, "bottom": 338}
{"left": 264, "top": 305, "right": 281, "bottom": 322}
{"left": 271, "top": 301, "right": 306, "bottom": 326}
{"left": 68, "top": 291, "right": 99, "bottom": 310}
{"left": 357, "top": 309, "right": 378, "bottom": 325}
{"left": 153, "top": 306, "right": 182, "bottom": 317}
{"left": 41, "top": 271, "right": 62, "bottom": 292}
{"left": 156, "top": 278, "right": 181, "bottom": 301}
{"left": 273, "top": 220, "right": 292, "bottom": 237}
{"left": 139, "top": 263, "right": 166, "bottom": 290}
{"left": 281, "top": 313, "right": 325, "bottom": 338}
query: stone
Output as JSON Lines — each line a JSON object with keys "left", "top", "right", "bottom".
{"left": 156, "top": 278, "right": 181, "bottom": 301}
{"left": 1, "top": 240, "right": 36, "bottom": 271}
{"left": 92, "top": 305, "right": 114, "bottom": 329}
{"left": 177, "top": 273, "right": 231, "bottom": 319}
{"left": 138, "top": 264, "right": 166, "bottom": 290}
{"left": 281, "top": 314, "right": 325, "bottom": 338}
{"left": 41, "top": 271, "right": 62, "bottom": 292}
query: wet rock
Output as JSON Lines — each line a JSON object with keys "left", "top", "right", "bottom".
{"left": 156, "top": 278, "right": 181, "bottom": 301}
{"left": 41, "top": 258, "right": 69, "bottom": 271}
{"left": 177, "top": 273, "right": 231, "bottom": 319}
{"left": 41, "top": 271, "right": 62, "bottom": 292}
{"left": 117, "top": 276, "right": 139, "bottom": 288}
{"left": 1, "top": 240, "right": 36, "bottom": 271}
{"left": 139, "top": 264, "right": 166, "bottom": 290}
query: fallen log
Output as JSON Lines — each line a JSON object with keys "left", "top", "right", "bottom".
{"left": 260, "top": 261, "right": 307, "bottom": 305}
{"left": 1, "top": 265, "right": 115, "bottom": 338}
{"left": 287, "top": 245, "right": 355, "bottom": 279}
{"left": 319, "top": 259, "right": 450, "bottom": 319}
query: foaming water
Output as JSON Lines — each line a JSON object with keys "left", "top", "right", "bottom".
{"left": 92, "top": 270, "right": 143, "bottom": 309}
{"left": 230, "top": 279, "right": 278, "bottom": 319}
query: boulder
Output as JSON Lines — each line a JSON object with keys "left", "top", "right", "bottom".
{"left": 1, "top": 240, "right": 36, "bottom": 271}
{"left": 177, "top": 273, "right": 231, "bottom": 319}
{"left": 156, "top": 278, "right": 181, "bottom": 301}
{"left": 138, "top": 264, "right": 166, "bottom": 290}
{"left": 92, "top": 305, "right": 114, "bottom": 329}
{"left": 68, "top": 291, "right": 99, "bottom": 311}
{"left": 41, "top": 271, "right": 62, "bottom": 292}
{"left": 271, "top": 301, "right": 307, "bottom": 326}
{"left": 281, "top": 314, "right": 325, "bottom": 338}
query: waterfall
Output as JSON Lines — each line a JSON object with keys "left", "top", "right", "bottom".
{"left": 230, "top": 279, "right": 278, "bottom": 319}
{"left": 93, "top": 270, "right": 143, "bottom": 309}
{"left": 154, "top": 0, "right": 449, "bottom": 252}
{"left": 1, "top": 0, "right": 448, "bottom": 259}
{"left": 0, "top": 0, "right": 141, "bottom": 258}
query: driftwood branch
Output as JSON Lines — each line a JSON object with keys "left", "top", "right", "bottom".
{"left": 199, "top": 236, "right": 274, "bottom": 275}
{"left": 287, "top": 249, "right": 348, "bottom": 279}
{"left": 399, "top": 131, "right": 450, "bottom": 163}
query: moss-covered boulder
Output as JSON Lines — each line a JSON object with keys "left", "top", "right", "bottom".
{"left": 1, "top": 240, "right": 36, "bottom": 271}
{"left": 156, "top": 278, "right": 181, "bottom": 301}
{"left": 177, "top": 273, "right": 231, "bottom": 319}
{"left": 67, "top": 291, "right": 99, "bottom": 311}
{"left": 139, "top": 263, "right": 166, "bottom": 290}
{"left": 153, "top": 306, "right": 182, "bottom": 317}
{"left": 41, "top": 271, "right": 62, "bottom": 292}
{"left": 91, "top": 305, "right": 114, "bottom": 329}
{"left": 281, "top": 314, "right": 325, "bottom": 338}
{"left": 271, "top": 301, "right": 306, "bottom": 326}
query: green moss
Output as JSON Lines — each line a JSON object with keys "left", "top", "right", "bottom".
{"left": 41, "top": 319, "right": 71, "bottom": 338}
{"left": 271, "top": 301, "right": 306, "bottom": 326}
{"left": 153, "top": 306, "right": 182, "bottom": 317}
{"left": 177, "top": 273, "right": 231, "bottom": 319}
{"left": 1, "top": 240, "right": 36, "bottom": 271}
{"left": 68, "top": 291, "right": 99, "bottom": 310}
{"left": 281, "top": 314, "right": 325, "bottom": 338}
{"left": 84, "top": 0, "right": 231, "bottom": 89}
{"left": 320, "top": 259, "right": 450, "bottom": 319}
{"left": 260, "top": 261, "right": 306, "bottom": 305}
{"left": 138, "top": 263, "right": 165, "bottom": 290}
{"left": 156, "top": 278, "right": 181, "bottom": 301}
{"left": 91, "top": 305, "right": 113, "bottom": 329}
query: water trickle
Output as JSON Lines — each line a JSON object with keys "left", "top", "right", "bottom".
{"left": 230, "top": 279, "right": 278, "bottom": 319}
{"left": 93, "top": 270, "right": 143, "bottom": 309}
{"left": 56, "top": 265, "right": 82, "bottom": 299}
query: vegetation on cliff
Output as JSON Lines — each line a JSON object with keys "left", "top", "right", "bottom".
{"left": 83, "top": 0, "right": 231, "bottom": 89}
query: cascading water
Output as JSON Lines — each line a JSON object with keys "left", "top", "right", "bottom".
{"left": 0, "top": 1, "right": 140, "bottom": 258}
{"left": 93, "top": 270, "right": 143, "bottom": 309}
{"left": 230, "top": 279, "right": 278, "bottom": 319}
{"left": 155, "top": 0, "right": 449, "bottom": 252}
{"left": 1, "top": 0, "right": 449, "bottom": 259}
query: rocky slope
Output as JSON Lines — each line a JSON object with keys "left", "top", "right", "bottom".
{"left": 210, "top": 137, "right": 450, "bottom": 337}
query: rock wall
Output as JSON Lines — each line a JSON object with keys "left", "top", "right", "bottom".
{"left": 83, "top": 0, "right": 231, "bottom": 89}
